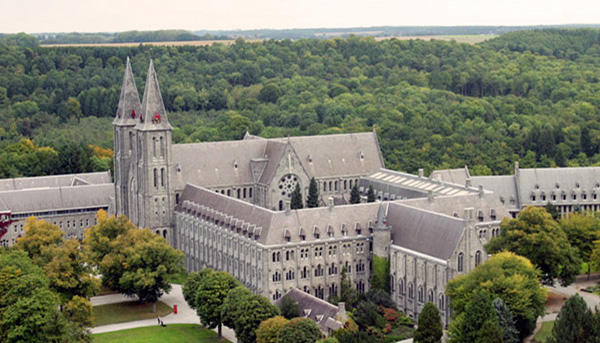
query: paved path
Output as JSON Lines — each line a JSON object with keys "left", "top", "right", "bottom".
{"left": 90, "top": 284, "right": 237, "bottom": 342}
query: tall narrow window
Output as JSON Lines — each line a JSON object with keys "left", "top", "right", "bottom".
{"left": 475, "top": 250, "right": 482, "bottom": 267}
{"left": 161, "top": 168, "right": 165, "bottom": 187}
{"left": 152, "top": 137, "right": 157, "bottom": 157}
{"left": 153, "top": 168, "right": 158, "bottom": 188}
{"left": 458, "top": 252, "right": 464, "bottom": 272}
{"left": 160, "top": 136, "right": 164, "bottom": 157}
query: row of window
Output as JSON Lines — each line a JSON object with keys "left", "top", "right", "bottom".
{"left": 394, "top": 279, "right": 446, "bottom": 309}
{"left": 322, "top": 178, "right": 360, "bottom": 193}
{"left": 272, "top": 243, "right": 367, "bottom": 262}
{"left": 456, "top": 251, "right": 482, "bottom": 272}
{"left": 272, "top": 280, "right": 364, "bottom": 301}
{"left": 272, "top": 261, "right": 366, "bottom": 283}
{"left": 531, "top": 192, "right": 598, "bottom": 202}
{"left": 10, "top": 207, "right": 105, "bottom": 220}
{"left": 215, "top": 187, "right": 253, "bottom": 199}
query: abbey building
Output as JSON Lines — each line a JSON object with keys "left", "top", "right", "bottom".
{"left": 2, "top": 58, "right": 598, "bottom": 324}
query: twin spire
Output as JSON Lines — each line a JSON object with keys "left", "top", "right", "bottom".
{"left": 114, "top": 57, "right": 171, "bottom": 130}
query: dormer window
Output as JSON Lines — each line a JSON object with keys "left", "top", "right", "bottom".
{"left": 556, "top": 183, "right": 560, "bottom": 189}
{"left": 576, "top": 182, "right": 580, "bottom": 188}
{"left": 535, "top": 184, "right": 539, "bottom": 190}
{"left": 490, "top": 209, "right": 497, "bottom": 221}
{"left": 308, "top": 155, "right": 313, "bottom": 163}
{"left": 359, "top": 150, "right": 364, "bottom": 160}
{"left": 233, "top": 160, "right": 238, "bottom": 169}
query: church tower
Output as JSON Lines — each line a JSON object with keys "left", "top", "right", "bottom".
{"left": 132, "top": 60, "right": 175, "bottom": 237}
{"left": 113, "top": 57, "right": 142, "bottom": 217}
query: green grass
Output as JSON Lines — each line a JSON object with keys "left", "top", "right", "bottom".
{"left": 96, "top": 285, "right": 119, "bottom": 296}
{"left": 92, "top": 324, "right": 227, "bottom": 343}
{"left": 93, "top": 301, "right": 172, "bottom": 327}
{"left": 171, "top": 271, "right": 188, "bottom": 285}
{"left": 533, "top": 321, "right": 555, "bottom": 342}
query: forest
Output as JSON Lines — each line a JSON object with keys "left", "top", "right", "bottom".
{"left": 1, "top": 29, "right": 600, "bottom": 178}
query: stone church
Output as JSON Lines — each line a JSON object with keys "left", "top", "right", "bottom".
{"left": 111, "top": 59, "right": 498, "bottom": 325}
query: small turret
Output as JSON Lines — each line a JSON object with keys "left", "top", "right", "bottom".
{"left": 372, "top": 202, "right": 391, "bottom": 259}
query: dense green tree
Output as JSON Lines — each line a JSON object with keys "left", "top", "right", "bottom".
{"left": 492, "top": 297, "right": 519, "bottom": 343}
{"left": 195, "top": 268, "right": 241, "bottom": 338}
{"left": 560, "top": 213, "right": 600, "bottom": 275}
{"left": 256, "top": 316, "right": 289, "bottom": 343}
{"left": 63, "top": 295, "right": 94, "bottom": 327}
{"left": 279, "top": 295, "right": 301, "bottom": 319}
{"left": 447, "top": 251, "right": 546, "bottom": 339}
{"left": 415, "top": 302, "right": 443, "bottom": 343}
{"left": 545, "top": 202, "right": 560, "bottom": 221}
{"left": 278, "top": 317, "right": 323, "bottom": 343}
{"left": 354, "top": 299, "right": 386, "bottom": 329}
{"left": 548, "top": 294, "right": 599, "bottom": 343}
{"left": 307, "top": 177, "right": 320, "bottom": 208}
{"left": 369, "top": 255, "right": 390, "bottom": 292}
{"left": 290, "top": 183, "right": 304, "bottom": 210}
{"left": 117, "top": 228, "right": 185, "bottom": 312}
{"left": 258, "top": 84, "right": 282, "bottom": 103}
{"left": 487, "top": 206, "right": 581, "bottom": 286}
{"left": 367, "top": 185, "right": 376, "bottom": 203}
{"left": 15, "top": 217, "right": 64, "bottom": 265}
{"left": 182, "top": 270, "right": 208, "bottom": 309}
{"left": 333, "top": 328, "right": 379, "bottom": 343}
{"left": 449, "top": 290, "right": 502, "bottom": 343}
{"left": 350, "top": 183, "right": 360, "bottom": 204}
{"left": 231, "top": 294, "right": 280, "bottom": 343}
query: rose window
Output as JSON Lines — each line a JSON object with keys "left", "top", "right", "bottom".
{"left": 278, "top": 174, "right": 298, "bottom": 198}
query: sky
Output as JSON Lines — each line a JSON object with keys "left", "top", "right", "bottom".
{"left": 1, "top": 0, "right": 599, "bottom": 33}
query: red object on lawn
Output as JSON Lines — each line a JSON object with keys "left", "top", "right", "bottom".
{"left": 173, "top": 305, "right": 177, "bottom": 314}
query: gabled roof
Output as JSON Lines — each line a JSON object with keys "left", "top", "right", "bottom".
{"left": 171, "top": 131, "right": 384, "bottom": 189}
{"left": 429, "top": 166, "right": 471, "bottom": 186}
{"left": 470, "top": 175, "right": 519, "bottom": 210}
{"left": 0, "top": 184, "right": 114, "bottom": 214}
{"left": 177, "top": 184, "right": 380, "bottom": 245}
{"left": 387, "top": 202, "right": 465, "bottom": 261}
{"left": 0, "top": 172, "right": 112, "bottom": 192}
{"left": 274, "top": 288, "right": 343, "bottom": 333}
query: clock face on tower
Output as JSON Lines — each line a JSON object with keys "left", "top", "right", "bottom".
{"left": 278, "top": 174, "right": 298, "bottom": 198}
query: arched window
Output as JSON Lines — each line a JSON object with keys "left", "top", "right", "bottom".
{"left": 344, "top": 180, "right": 347, "bottom": 190}
{"left": 418, "top": 286, "right": 424, "bottom": 303}
{"left": 160, "top": 136, "right": 164, "bottom": 157}
{"left": 279, "top": 200, "right": 283, "bottom": 211}
{"left": 323, "top": 182, "right": 327, "bottom": 192}
{"left": 458, "top": 252, "right": 464, "bottom": 272}
{"left": 160, "top": 168, "right": 165, "bottom": 187}
{"left": 408, "top": 282, "right": 414, "bottom": 299}
{"left": 152, "top": 137, "right": 157, "bottom": 157}
{"left": 428, "top": 289, "right": 434, "bottom": 303}
{"left": 475, "top": 250, "right": 482, "bottom": 267}
{"left": 398, "top": 279, "right": 404, "bottom": 295}
{"left": 438, "top": 294, "right": 445, "bottom": 309}
{"left": 163, "top": 230, "right": 167, "bottom": 239}
{"left": 153, "top": 168, "right": 158, "bottom": 188}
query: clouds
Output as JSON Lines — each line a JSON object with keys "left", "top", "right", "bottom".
{"left": 1, "top": 0, "right": 599, "bottom": 33}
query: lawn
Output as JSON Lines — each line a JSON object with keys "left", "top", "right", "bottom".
{"left": 533, "top": 321, "right": 554, "bottom": 343}
{"left": 171, "top": 271, "right": 188, "bottom": 285}
{"left": 92, "top": 324, "right": 227, "bottom": 343}
{"left": 93, "top": 301, "right": 172, "bottom": 327}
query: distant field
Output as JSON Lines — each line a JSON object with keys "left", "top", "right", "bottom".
{"left": 41, "top": 34, "right": 495, "bottom": 47}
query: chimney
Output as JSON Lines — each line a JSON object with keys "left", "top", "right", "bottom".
{"left": 478, "top": 185, "right": 484, "bottom": 198}
{"left": 418, "top": 168, "right": 424, "bottom": 178}
{"left": 463, "top": 207, "right": 474, "bottom": 222}
{"left": 328, "top": 197, "right": 334, "bottom": 210}
{"left": 428, "top": 190, "right": 434, "bottom": 203}
{"left": 514, "top": 161, "right": 520, "bottom": 176}
{"left": 465, "top": 178, "right": 472, "bottom": 187}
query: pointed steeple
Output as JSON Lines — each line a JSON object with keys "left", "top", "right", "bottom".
{"left": 138, "top": 60, "right": 172, "bottom": 131}
{"left": 375, "top": 201, "right": 387, "bottom": 230}
{"left": 113, "top": 57, "right": 142, "bottom": 126}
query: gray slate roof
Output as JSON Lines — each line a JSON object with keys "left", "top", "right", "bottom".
{"left": 0, "top": 172, "right": 111, "bottom": 192}
{"left": 429, "top": 167, "right": 470, "bottom": 186}
{"left": 0, "top": 183, "right": 114, "bottom": 214}
{"left": 387, "top": 202, "right": 465, "bottom": 261}
{"left": 470, "top": 175, "right": 519, "bottom": 211}
{"left": 398, "top": 192, "right": 509, "bottom": 223}
{"left": 178, "top": 184, "right": 381, "bottom": 245}
{"left": 516, "top": 166, "right": 600, "bottom": 204}
{"left": 172, "top": 132, "right": 383, "bottom": 190}
{"left": 274, "top": 288, "right": 343, "bottom": 332}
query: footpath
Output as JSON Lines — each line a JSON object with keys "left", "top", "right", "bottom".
{"left": 525, "top": 273, "right": 600, "bottom": 342}
{"left": 90, "top": 284, "right": 237, "bottom": 342}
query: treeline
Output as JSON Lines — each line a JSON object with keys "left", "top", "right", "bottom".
{"left": 1, "top": 30, "right": 600, "bottom": 177}
{"left": 37, "top": 30, "right": 221, "bottom": 45}
{"left": 483, "top": 28, "right": 600, "bottom": 60}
